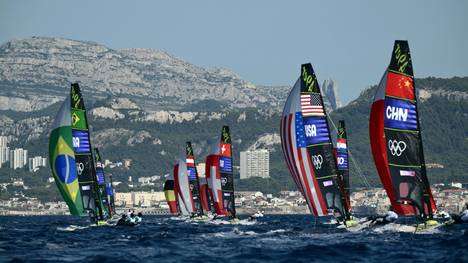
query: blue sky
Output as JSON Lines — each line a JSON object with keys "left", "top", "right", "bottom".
{"left": 1, "top": 0, "right": 467, "bottom": 103}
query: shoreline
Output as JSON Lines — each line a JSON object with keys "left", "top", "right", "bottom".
{"left": 0, "top": 207, "right": 311, "bottom": 216}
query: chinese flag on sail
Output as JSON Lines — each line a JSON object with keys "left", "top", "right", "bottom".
{"left": 386, "top": 71, "right": 415, "bottom": 100}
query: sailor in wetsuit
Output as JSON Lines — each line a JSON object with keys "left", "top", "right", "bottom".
{"left": 135, "top": 212, "right": 143, "bottom": 223}
{"left": 227, "top": 208, "right": 235, "bottom": 220}
{"left": 117, "top": 214, "right": 127, "bottom": 226}
{"left": 128, "top": 212, "right": 136, "bottom": 224}
{"left": 451, "top": 203, "right": 468, "bottom": 224}
{"left": 370, "top": 210, "right": 399, "bottom": 225}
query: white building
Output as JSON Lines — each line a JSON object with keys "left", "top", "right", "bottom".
{"left": 0, "top": 147, "right": 9, "bottom": 168}
{"left": 28, "top": 156, "right": 47, "bottom": 172}
{"left": 0, "top": 136, "right": 8, "bottom": 147}
{"left": 115, "top": 191, "right": 166, "bottom": 207}
{"left": 240, "top": 150, "right": 270, "bottom": 179}
{"left": 9, "top": 148, "right": 28, "bottom": 170}
{"left": 196, "top": 163, "right": 206, "bottom": 178}
{"left": 0, "top": 136, "right": 10, "bottom": 168}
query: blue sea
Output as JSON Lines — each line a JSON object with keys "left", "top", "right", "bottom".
{"left": 0, "top": 215, "right": 466, "bottom": 262}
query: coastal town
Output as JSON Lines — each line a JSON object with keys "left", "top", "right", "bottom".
{"left": 1, "top": 134, "right": 466, "bottom": 217}
{"left": 1, "top": 182, "right": 467, "bottom": 216}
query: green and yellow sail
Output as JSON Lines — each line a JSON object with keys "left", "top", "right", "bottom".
{"left": 49, "top": 83, "right": 106, "bottom": 219}
{"left": 49, "top": 95, "right": 85, "bottom": 215}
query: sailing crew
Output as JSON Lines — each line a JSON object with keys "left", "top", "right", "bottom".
{"left": 461, "top": 204, "right": 468, "bottom": 223}
{"left": 227, "top": 208, "right": 236, "bottom": 220}
{"left": 451, "top": 203, "right": 468, "bottom": 224}
{"left": 117, "top": 214, "right": 127, "bottom": 226}
{"left": 135, "top": 212, "right": 143, "bottom": 223}
{"left": 127, "top": 213, "right": 136, "bottom": 224}
{"left": 370, "top": 210, "right": 398, "bottom": 225}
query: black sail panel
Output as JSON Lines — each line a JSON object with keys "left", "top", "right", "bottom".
{"left": 70, "top": 83, "right": 103, "bottom": 219}
{"left": 219, "top": 126, "right": 235, "bottom": 217}
{"left": 94, "top": 148, "right": 114, "bottom": 217}
{"left": 336, "top": 120, "right": 351, "bottom": 217}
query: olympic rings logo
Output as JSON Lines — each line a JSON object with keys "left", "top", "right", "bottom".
{"left": 312, "top": 155, "right": 323, "bottom": 170}
{"left": 388, "top": 140, "right": 407, "bottom": 156}
{"left": 77, "top": 162, "right": 85, "bottom": 175}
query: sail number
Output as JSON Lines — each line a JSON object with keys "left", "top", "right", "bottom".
{"left": 394, "top": 43, "right": 409, "bottom": 73}
{"left": 71, "top": 89, "right": 81, "bottom": 109}
{"left": 302, "top": 66, "right": 315, "bottom": 92}
{"left": 337, "top": 157, "right": 345, "bottom": 165}
{"left": 73, "top": 137, "right": 80, "bottom": 148}
{"left": 305, "top": 124, "right": 317, "bottom": 137}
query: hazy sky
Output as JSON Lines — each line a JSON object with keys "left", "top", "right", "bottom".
{"left": 1, "top": 0, "right": 467, "bottom": 103}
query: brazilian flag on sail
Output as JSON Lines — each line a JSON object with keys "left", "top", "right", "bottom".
{"left": 49, "top": 96, "right": 85, "bottom": 216}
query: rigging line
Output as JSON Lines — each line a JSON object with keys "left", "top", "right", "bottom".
{"left": 326, "top": 114, "right": 372, "bottom": 189}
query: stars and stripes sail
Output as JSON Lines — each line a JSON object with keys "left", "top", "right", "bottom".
{"left": 369, "top": 40, "right": 436, "bottom": 217}
{"left": 300, "top": 94, "right": 325, "bottom": 116}
{"left": 280, "top": 63, "right": 347, "bottom": 220}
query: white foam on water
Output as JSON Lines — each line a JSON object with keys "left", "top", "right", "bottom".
{"left": 233, "top": 227, "right": 257, "bottom": 236}
{"left": 265, "top": 229, "right": 289, "bottom": 235}
{"left": 170, "top": 216, "right": 189, "bottom": 221}
{"left": 372, "top": 223, "right": 418, "bottom": 233}
{"left": 56, "top": 225, "right": 88, "bottom": 232}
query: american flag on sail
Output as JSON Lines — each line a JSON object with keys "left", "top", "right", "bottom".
{"left": 280, "top": 78, "right": 328, "bottom": 217}
{"left": 300, "top": 94, "right": 325, "bottom": 116}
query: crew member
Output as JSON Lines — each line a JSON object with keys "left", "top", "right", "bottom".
{"left": 451, "top": 203, "right": 468, "bottom": 224}
{"left": 370, "top": 210, "right": 398, "bottom": 225}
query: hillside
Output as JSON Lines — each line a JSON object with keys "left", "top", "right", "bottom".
{"left": 0, "top": 37, "right": 467, "bottom": 200}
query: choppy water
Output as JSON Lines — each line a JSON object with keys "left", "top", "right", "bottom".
{"left": 0, "top": 215, "right": 466, "bottom": 262}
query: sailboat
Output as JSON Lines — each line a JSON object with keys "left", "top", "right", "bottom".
{"left": 205, "top": 126, "right": 236, "bottom": 219}
{"left": 185, "top": 142, "right": 203, "bottom": 216}
{"left": 369, "top": 40, "right": 438, "bottom": 229}
{"left": 280, "top": 64, "right": 351, "bottom": 226}
{"left": 335, "top": 120, "right": 356, "bottom": 226}
{"left": 49, "top": 83, "right": 107, "bottom": 225}
{"left": 94, "top": 148, "right": 115, "bottom": 218}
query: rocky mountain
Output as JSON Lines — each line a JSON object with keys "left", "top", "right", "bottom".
{"left": 0, "top": 37, "right": 347, "bottom": 114}
{"left": 322, "top": 79, "right": 342, "bottom": 112}
{"left": 0, "top": 37, "right": 288, "bottom": 111}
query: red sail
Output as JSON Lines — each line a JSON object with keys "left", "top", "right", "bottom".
{"left": 198, "top": 177, "right": 211, "bottom": 212}
{"left": 370, "top": 41, "right": 436, "bottom": 217}
{"left": 205, "top": 154, "right": 226, "bottom": 215}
